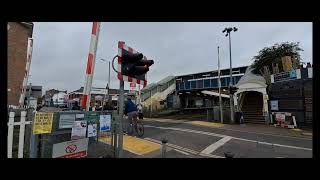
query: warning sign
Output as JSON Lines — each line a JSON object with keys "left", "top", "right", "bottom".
{"left": 276, "top": 113, "right": 286, "bottom": 122}
{"left": 52, "top": 138, "right": 89, "bottom": 158}
{"left": 33, "top": 112, "right": 54, "bottom": 134}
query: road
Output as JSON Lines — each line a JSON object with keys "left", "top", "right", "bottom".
{"left": 135, "top": 118, "right": 312, "bottom": 158}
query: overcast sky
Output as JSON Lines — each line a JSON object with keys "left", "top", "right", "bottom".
{"left": 28, "top": 22, "right": 312, "bottom": 93}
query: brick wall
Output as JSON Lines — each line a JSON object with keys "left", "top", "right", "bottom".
{"left": 7, "top": 22, "right": 33, "bottom": 106}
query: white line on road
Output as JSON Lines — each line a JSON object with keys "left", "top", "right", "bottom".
{"left": 173, "top": 149, "right": 190, "bottom": 155}
{"left": 144, "top": 118, "right": 311, "bottom": 140}
{"left": 201, "top": 136, "right": 232, "bottom": 154}
{"left": 144, "top": 125, "right": 312, "bottom": 151}
{"left": 144, "top": 137, "right": 224, "bottom": 158}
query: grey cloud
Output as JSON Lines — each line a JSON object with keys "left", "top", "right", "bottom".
{"left": 29, "top": 22, "right": 312, "bottom": 93}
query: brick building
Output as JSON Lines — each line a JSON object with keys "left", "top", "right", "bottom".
{"left": 7, "top": 22, "right": 34, "bottom": 106}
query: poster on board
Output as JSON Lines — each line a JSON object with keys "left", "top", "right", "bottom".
{"left": 99, "top": 114, "right": 111, "bottom": 132}
{"left": 71, "top": 121, "right": 87, "bottom": 140}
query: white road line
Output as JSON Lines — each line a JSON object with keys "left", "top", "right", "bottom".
{"left": 174, "top": 149, "right": 190, "bottom": 155}
{"left": 144, "top": 137, "right": 224, "bottom": 158}
{"left": 145, "top": 125, "right": 312, "bottom": 151}
{"left": 198, "top": 153, "right": 225, "bottom": 158}
{"left": 201, "top": 136, "right": 232, "bottom": 154}
{"left": 144, "top": 119, "right": 312, "bottom": 140}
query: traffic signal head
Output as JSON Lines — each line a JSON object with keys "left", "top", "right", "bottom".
{"left": 121, "top": 50, "right": 154, "bottom": 79}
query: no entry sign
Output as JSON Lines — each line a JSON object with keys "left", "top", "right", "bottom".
{"left": 52, "top": 138, "right": 89, "bottom": 158}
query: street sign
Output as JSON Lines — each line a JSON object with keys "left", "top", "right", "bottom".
{"left": 59, "top": 114, "right": 75, "bottom": 129}
{"left": 33, "top": 112, "right": 54, "bottom": 134}
{"left": 52, "top": 138, "right": 89, "bottom": 158}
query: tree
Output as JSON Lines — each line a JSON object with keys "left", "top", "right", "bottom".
{"left": 252, "top": 42, "right": 303, "bottom": 75}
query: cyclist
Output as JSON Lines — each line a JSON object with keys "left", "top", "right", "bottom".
{"left": 124, "top": 97, "right": 138, "bottom": 134}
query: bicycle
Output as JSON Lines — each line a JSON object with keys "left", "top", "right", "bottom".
{"left": 127, "top": 112, "right": 144, "bottom": 137}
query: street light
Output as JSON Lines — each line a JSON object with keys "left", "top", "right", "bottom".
{"left": 222, "top": 26, "right": 238, "bottom": 124}
{"left": 100, "top": 58, "right": 111, "bottom": 111}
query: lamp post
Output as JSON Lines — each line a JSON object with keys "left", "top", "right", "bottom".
{"left": 100, "top": 58, "right": 110, "bottom": 111}
{"left": 222, "top": 27, "right": 238, "bottom": 124}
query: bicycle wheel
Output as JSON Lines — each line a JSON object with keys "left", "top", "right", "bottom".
{"left": 135, "top": 122, "right": 144, "bottom": 137}
{"left": 127, "top": 123, "right": 134, "bottom": 135}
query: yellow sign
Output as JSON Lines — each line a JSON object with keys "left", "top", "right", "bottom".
{"left": 33, "top": 112, "right": 54, "bottom": 134}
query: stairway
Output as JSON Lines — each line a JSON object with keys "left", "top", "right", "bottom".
{"left": 241, "top": 92, "right": 265, "bottom": 124}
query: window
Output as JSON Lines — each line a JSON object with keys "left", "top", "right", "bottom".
{"left": 204, "top": 79, "right": 210, "bottom": 88}
{"left": 185, "top": 81, "right": 191, "bottom": 90}
{"left": 234, "top": 76, "right": 241, "bottom": 84}
{"left": 211, "top": 79, "right": 218, "bottom": 87}
{"left": 197, "top": 80, "right": 204, "bottom": 89}
{"left": 226, "top": 77, "right": 230, "bottom": 86}
{"left": 191, "top": 81, "right": 196, "bottom": 89}
{"left": 221, "top": 78, "right": 226, "bottom": 87}
{"left": 179, "top": 82, "right": 185, "bottom": 90}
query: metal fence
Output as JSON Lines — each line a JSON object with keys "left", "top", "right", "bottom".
{"left": 8, "top": 109, "right": 120, "bottom": 158}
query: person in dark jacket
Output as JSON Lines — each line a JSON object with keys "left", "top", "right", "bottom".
{"left": 124, "top": 97, "right": 138, "bottom": 134}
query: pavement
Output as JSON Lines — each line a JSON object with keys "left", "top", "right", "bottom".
{"left": 98, "top": 117, "right": 312, "bottom": 158}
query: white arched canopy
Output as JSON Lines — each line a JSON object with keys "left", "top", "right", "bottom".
{"left": 234, "top": 67, "right": 269, "bottom": 118}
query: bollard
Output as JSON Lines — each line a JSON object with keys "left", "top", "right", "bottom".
{"left": 161, "top": 137, "right": 168, "bottom": 158}
{"left": 224, "top": 151, "right": 234, "bottom": 158}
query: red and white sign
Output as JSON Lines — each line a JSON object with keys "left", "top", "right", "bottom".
{"left": 52, "top": 138, "right": 89, "bottom": 158}
{"left": 117, "top": 41, "right": 148, "bottom": 87}
{"left": 275, "top": 113, "right": 286, "bottom": 122}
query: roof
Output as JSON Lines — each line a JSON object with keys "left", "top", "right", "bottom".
{"left": 235, "top": 66, "right": 267, "bottom": 87}
{"left": 175, "top": 65, "right": 248, "bottom": 78}
{"left": 70, "top": 87, "right": 129, "bottom": 94}
{"left": 141, "top": 76, "right": 175, "bottom": 92}
{"left": 157, "top": 76, "right": 175, "bottom": 85}
{"left": 141, "top": 83, "right": 157, "bottom": 92}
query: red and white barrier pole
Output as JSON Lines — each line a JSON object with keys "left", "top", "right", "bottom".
{"left": 82, "top": 22, "right": 101, "bottom": 110}
{"left": 19, "top": 38, "right": 33, "bottom": 108}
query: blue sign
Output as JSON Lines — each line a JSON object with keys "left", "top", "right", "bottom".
{"left": 289, "top": 69, "right": 297, "bottom": 78}
{"left": 99, "top": 115, "right": 111, "bottom": 132}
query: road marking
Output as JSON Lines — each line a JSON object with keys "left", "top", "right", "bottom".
{"left": 144, "top": 119, "right": 312, "bottom": 140}
{"left": 174, "top": 149, "right": 190, "bottom": 155}
{"left": 144, "top": 125, "right": 312, "bottom": 151}
{"left": 201, "top": 136, "right": 232, "bottom": 154}
{"left": 100, "top": 135, "right": 161, "bottom": 155}
{"left": 144, "top": 137, "right": 224, "bottom": 158}
{"left": 144, "top": 125, "right": 226, "bottom": 138}
{"left": 187, "top": 121, "right": 225, "bottom": 128}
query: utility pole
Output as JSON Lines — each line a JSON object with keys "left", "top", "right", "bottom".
{"left": 223, "top": 27, "right": 238, "bottom": 124}
{"left": 218, "top": 46, "right": 223, "bottom": 123}
{"left": 118, "top": 80, "right": 124, "bottom": 157}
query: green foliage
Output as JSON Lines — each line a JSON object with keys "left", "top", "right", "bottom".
{"left": 252, "top": 42, "right": 303, "bottom": 74}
